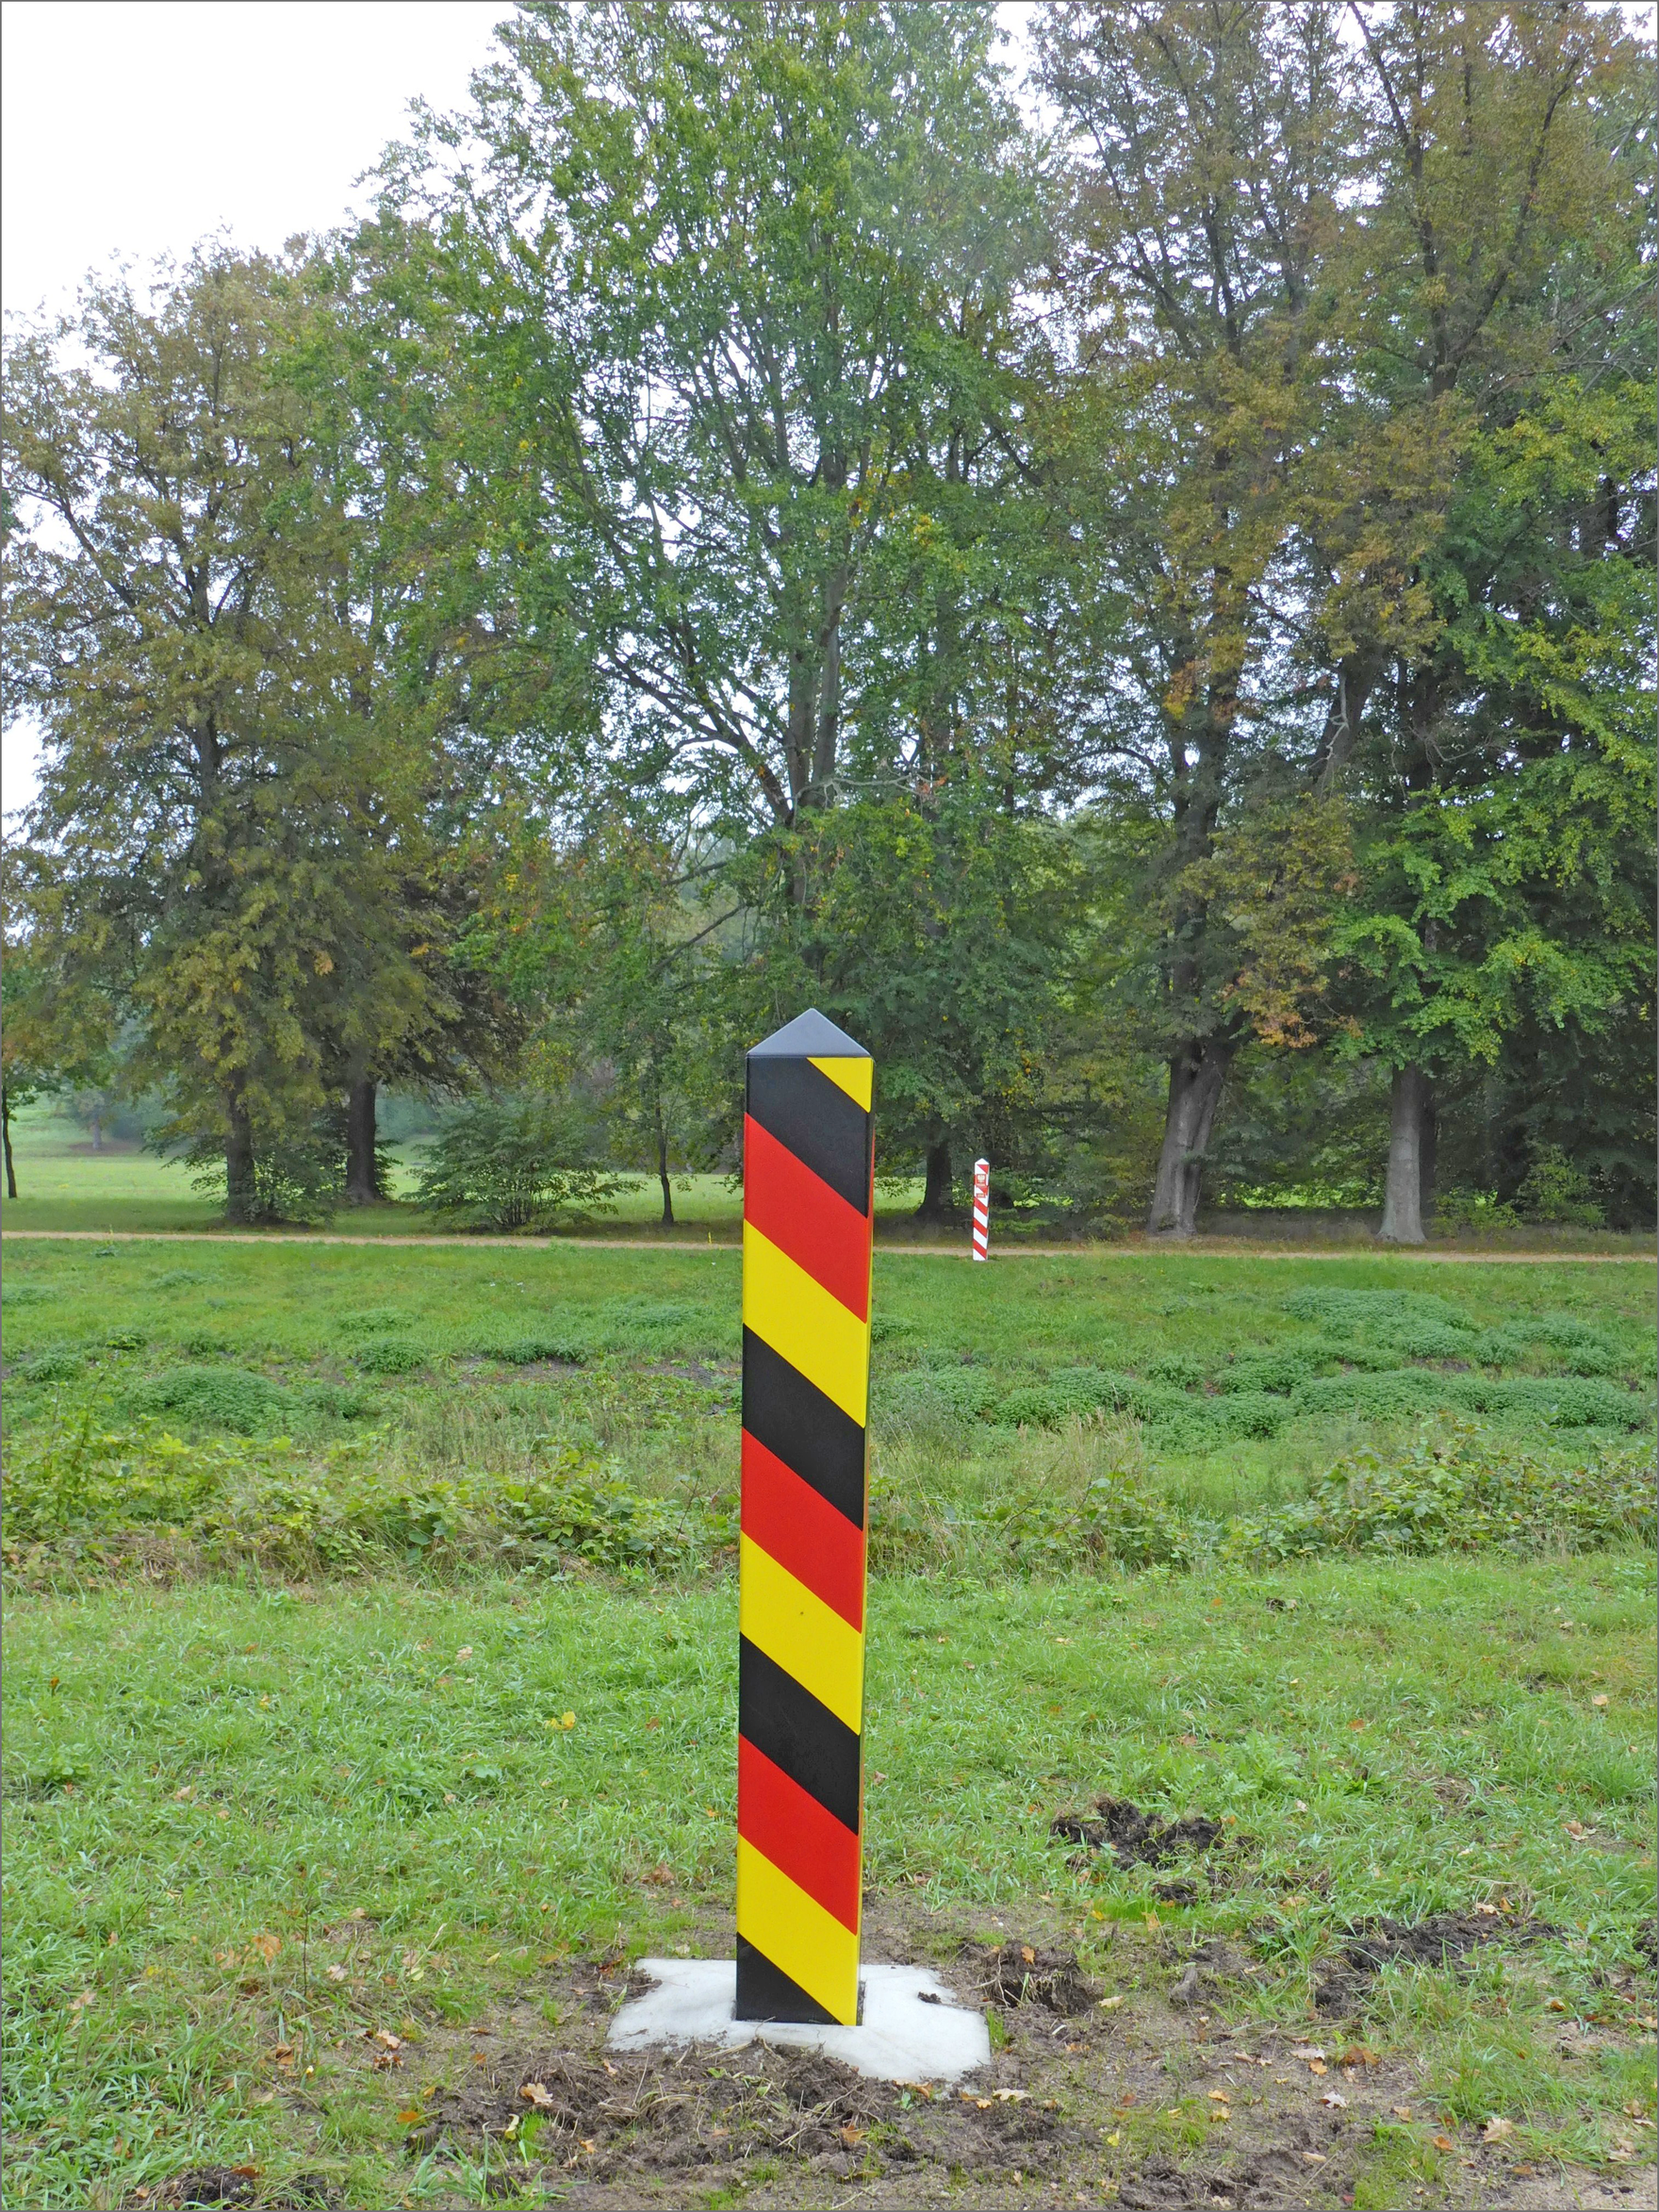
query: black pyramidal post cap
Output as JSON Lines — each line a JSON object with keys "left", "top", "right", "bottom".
{"left": 747, "top": 1008, "right": 870, "bottom": 1061}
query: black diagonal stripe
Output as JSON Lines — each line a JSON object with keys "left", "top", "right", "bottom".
{"left": 739, "top": 1639, "right": 861, "bottom": 1833}
{"left": 747, "top": 1056, "right": 871, "bottom": 1214}
{"left": 735, "top": 1935, "right": 838, "bottom": 2025}
{"left": 743, "top": 1329, "right": 865, "bottom": 1528}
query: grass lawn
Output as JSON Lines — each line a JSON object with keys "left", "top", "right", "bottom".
{"left": 2, "top": 1237, "right": 1654, "bottom": 2207}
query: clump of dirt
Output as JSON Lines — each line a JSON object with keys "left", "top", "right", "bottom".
{"left": 1314, "top": 1908, "right": 1561, "bottom": 2014}
{"left": 149, "top": 2171, "right": 258, "bottom": 2210}
{"left": 413, "top": 2041, "right": 895, "bottom": 2174}
{"left": 1051, "top": 1794, "right": 1224, "bottom": 1868}
{"left": 967, "top": 1940, "right": 1099, "bottom": 2015}
{"left": 1633, "top": 1916, "right": 1658, "bottom": 1976}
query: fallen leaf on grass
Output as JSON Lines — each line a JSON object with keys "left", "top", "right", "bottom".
{"left": 397, "top": 2107, "right": 423, "bottom": 2125}
{"left": 1105, "top": 2130, "right": 1121, "bottom": 2148}
{"left": 1291, "top": 2046, "right": 1326, "bottom": 2061}
{"left": 1565, "top": 1821, "right": 1587, "bottom": 1839}
{"left": 994, "top": 2089, "right": 1029, "bottom": 2103}
{"left": 1339, "top": 2046, "right": 1380, "bottom": 2068}
{"left": 1301, "top": 2152, "right": 1325, "bottom": 2165}
{"left": 1592, "top": 1694, "right": 1609, "bottom": 1708}
{"left": 521, "top": 2083, "right": 556, "bottom": 2107}
{"left": 1321, "top": 2091, "right": 1347, "bottom": 2109}
{"left": 840, "top": 2124, "right": 864, "bottom": 2145}
{"left": 1098, "top": 1994, "right": 1125, "bottom": 2010}
{"left": 1307, "top": 2059, "right": 1328, "bottom": 2076}
{"left": 1482, "top": 2117, "right": 1515, "bottom": 2144}
{"left": 1433, "top": 2135, "right": 1455, "bottom": 2153}
{"left": 326, "top": 1963, "right": 348, "bottom": 1982}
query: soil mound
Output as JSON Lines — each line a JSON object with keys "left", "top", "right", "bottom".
{"left": 1051, "top": 1794, "right": 1224, "bottom": 1868}
{"left": 968, "top": 1940, "right": 1099, "bottom": 2015}
{"left": 1315, "top": 1908, "right": 1560, "bottom": 2014}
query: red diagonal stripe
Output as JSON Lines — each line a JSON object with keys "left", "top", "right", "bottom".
{"left": 742, "top": 1430, "right": 864, "bottom": 1629}
{"left": 743, "top": 1114, "right": 870, "bottom": 1321}
{"left": 738, "top": 1733, "right": 860, "bottom": 1932}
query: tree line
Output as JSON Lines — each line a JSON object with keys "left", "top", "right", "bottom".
{"left": 4, "top": 1, "right": 1652, "bottom": 1237}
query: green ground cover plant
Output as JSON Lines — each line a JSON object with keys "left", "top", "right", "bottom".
{"left": 3, "top": 1238, "right": 1653, "bottom": 2206}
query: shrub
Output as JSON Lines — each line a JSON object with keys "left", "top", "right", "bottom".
{"left": 3, "top": 1418, "right": 238, "bottom": 1540}
{"left": 475, "top": 1334, "right": 589, "bottom": 1366}
{"left": 1517, "top": 1145, "right": 1604, "bottom": 1228}
{"left": 1145, "top": 1352, "right": 1204, "bottom": 1390}
{"left": 181, "top": 1331, "right": 238, "bottom": 1357}
{"left": 878, "top": 1364, "right": 1002, "bottom": 1432}
{"left": 126, "top": 1364, "right": 291, "bottom": 1435}
{"left": 186, "top": 1127, "right": 345, "bottom": 1226}
{"left": 1214, "top": 1351, "right": 1313, "bottom": 1395}
{"left": 1225, "top": 1425, "right": 1654, "bottom": 1562}
{"left": 15, "top": 1349, "right": 86, "bottom": 1384}
{"left": 1, "top": 1283, "right": 56, "bottom": 1306}
{"left": 353, "top": 1339, "right": 429, "bottom": 1376}
{"left": 414, "top": 1096, "right": 628, "bottom": 1232}
{"left": 336, "top": 1307, "right": 414, "bottom": 1336}
{"left": 1435, "top": 1187, "right": 1520, "bottom": 1231}
{"left": 1467, "top": 1376, "right": 1651, "bottom": 1430}
{"left": 1214, "top": 1390, "right": 1290, "bottom": 1439}
{"left": 1286, "top": 1287, "right": 1472, "bottom": 1336}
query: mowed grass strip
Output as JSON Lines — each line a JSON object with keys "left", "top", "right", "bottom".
{"left": 3, "top": 1556, "right": 1654, "bottom": 2207}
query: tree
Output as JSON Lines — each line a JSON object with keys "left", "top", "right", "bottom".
{"left": 1036, "top": 0, "right": 1362, "bottom": 1233}
{"left": 2, "top": 249, "right": 485, "bottom": 1222}
{"left": 1328, "top": 1, "right": 1656, "bottom": 1239}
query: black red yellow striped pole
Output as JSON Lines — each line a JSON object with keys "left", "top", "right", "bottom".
{"left": 735, "top": 1009, "right": 874, "bottom": 2025}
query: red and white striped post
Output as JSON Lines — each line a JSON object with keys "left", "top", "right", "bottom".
{"left": 971, "top": 1158, "right": 990, "bottom": 1262}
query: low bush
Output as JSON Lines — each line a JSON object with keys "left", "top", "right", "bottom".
{"left": 1144, "top": 1352, "right": 1204, "bottom": 1390}
{"left": 1214, "top": 1351, "right": 1314, "bottom": 1395}
{"left": 125, "top": 1364, "right": 291, "bottom": 1435}
{"left": 1225, "top": 1425, "right": 1654, "bottom": 1562}
{"left": 353, "top": 1339, "right": 430, "bottom": 1376}
{"left": 474, "top": 1334, "right": 589, "bottom": 1366}
{"left": 414, "top": 1096, "right": 628, "bottom": 1232}
{"left": 14, "top": 1350, "right": 86, "bottom": 1384}
{"left": 336, "top": 1307, "right": 414, "bottom": 1337}
{"left": 1285, "top": 1286, "right": 1473, "bottom": 1336}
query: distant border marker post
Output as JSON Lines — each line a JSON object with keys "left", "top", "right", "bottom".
{"left": 735, "top": 1009, "right": 875, "bottom": 2025}
{"left": 972, "top": 1158, "right": 990, "bottom": 1262}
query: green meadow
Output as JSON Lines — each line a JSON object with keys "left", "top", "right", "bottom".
{"left": 2, "top": 1230, "right": 1654, "bottom": 2207}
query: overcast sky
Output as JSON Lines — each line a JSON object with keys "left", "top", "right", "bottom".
{"left": 0, "top": 0, "right": 1036, "bottom": 823}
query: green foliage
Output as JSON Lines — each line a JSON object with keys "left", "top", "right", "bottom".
{"left": 474, "top": 1334, "right": 588, "bottom": 1366}
{"left": 1518, "top": 1145, "right": 1605, "bottom": 1229}
{"left": 1227, "top": 1427, "right": 1655, "bottom": 1565}
{"left": 125, "top": 1365, "right": 292, "bottom": 1436}
{"left": 413, "top": 1095, "right": 628, "bottom": 1232}
{"left": 352, "top": 1338, "right": 428, "bottom": 1376}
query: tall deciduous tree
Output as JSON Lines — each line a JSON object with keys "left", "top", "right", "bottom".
{"left": 3, "top": 252, "right": 452, "bottom": 1219}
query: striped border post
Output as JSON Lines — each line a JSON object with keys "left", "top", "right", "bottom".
{"left": 972, "top": 1158, "right": 990, "bottom": 1262}
{"left": 736, "top": 1009, "right": 874, "bottom": 2025}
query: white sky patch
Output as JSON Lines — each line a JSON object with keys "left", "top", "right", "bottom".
{"left": 1, "top": 0, "right": 510, "bottom": 820}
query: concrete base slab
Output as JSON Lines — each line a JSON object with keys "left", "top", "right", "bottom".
{"left": 607, "top": 1958, "right": 991, "bottom": 2085}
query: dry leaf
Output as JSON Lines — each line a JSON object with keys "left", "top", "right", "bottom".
{"left": 1098, "top": 1994, "right": 1125, "bottom": 2010}
{"left": 1339, "top": 2046, "right": 1379, "bottom": 2068}
{"left": 1433, "top": 2134, "right": 1455, "bottom": 2153}
{"left": 397, "top": 2107, "right": 423, "bottom": 2125}
{"left": 1307, "top": 2058, "right": 1328, "bottom": 2076}
{"left": 1291, "top": 2046, "right": 1326, "bottom": 2061}
{"left": 1473, "top": 1901, "right": 1500, "bottom": 1917}
{"left": 1565, "top": 1821, "right": 1587, "bottom": 1839}
{"left": 1207, "top": 2090, "right": 1230, "bottom": 2103}
{"left": 578, "top": 2138, "right": 596, "bottom": 2154}
{"left": 373, "top": 2029, "right": 402, "bottom": 2050}
{"left": 1592, "top": 1694, "right": 1609, "bottom": 1708}
{"left": 993, "top": 2089, "right": 1028, "bottom": 2103}
{"left": 454, "top": 1647, "right": 473, "bottom": 1661}
{"left": 1302, "top": 2152, "right": 1326, "bottom": 2165}
{"left": 251, "top": 1932, "right": 281, "bottom": 1965}
{"left": 1482, "top": 2117, "right": 1515, "bottom": 2143}
{"left": 1321, "top": 2091, "right": 1347, "bottom": 2109}
{"left": 521, "top": 2082, "right": 556, "bottom": 2107}
{"left": 326, "top": 1964, "right": 348, "bottom": 1983}
{"left": 1105, "top": 2129, "right": 1121, "bottom": 2147}
{"left": 1391, "top": 2105, "right": 1413, "bottom": 2121}
{"left": 839, "top": 2123, "right": 864, "bottom": 2146}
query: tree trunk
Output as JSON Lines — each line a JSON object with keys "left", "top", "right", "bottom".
{"left": 224, "top": 1091, "right": 257, "bottom": 1225}
{"left": 345, "top": 1077, "right": 380, "bottom": 1205}
{"left": 1378, "top": 1064, "right": 1432, "bottom": 1244}
{"left": 916, "top": 1138, "right": 954, "bottom": 1221}
{"left": 1418, "top": 1081, "right": 1437, "bottom": 1230}
{"left": 3, "top": 1093, "right": 16, "bottom": 1200}
{"left": 656, "top": 1103, "right": 674, "bottom": 1228}
{"left": 90, "top": 1111, "right": 104, "bottom": 1152}
{"left": 1147, "top": 1040, "right": 1230, "bottom": 1236}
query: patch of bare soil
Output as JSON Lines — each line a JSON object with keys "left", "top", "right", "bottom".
{"left": 243, "top": 1906, "right": 1653, "bottom": 2209}
{"left": 1051, "top": 1794, "right": 1228, "bottom": 1870}
{"left": 1315, "top": 1910, "right": 1561, "bottom": 2017}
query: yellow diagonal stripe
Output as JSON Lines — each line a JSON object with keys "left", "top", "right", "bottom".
{"left": 742, "top": 1222, "right": 869, "bottom": 1426}
{"left": 737, "top": 1836, "right": 861, "bottom": 2024}
{"left": 739, "top": 1534, "right": 864, "bottom": 1733}
{"left": 810, "top": 1055, "right": 873, "bottom": 1111}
